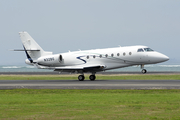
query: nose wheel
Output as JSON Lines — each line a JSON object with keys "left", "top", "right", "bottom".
{"left": 142, "top": 69, "right": 147, "bottom": 74}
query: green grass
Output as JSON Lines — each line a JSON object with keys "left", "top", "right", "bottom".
{"left": 0, "top": 74, "right": 180, "bottom": 80}
{"left": 0, "top": 89, "right": 180, "bottom": 119}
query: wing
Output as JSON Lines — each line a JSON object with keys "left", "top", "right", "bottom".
{"left": 35, "top": 64, "right": 105, "bottom": 73}
{"left": 54, "top": 64, "right": 106, "bottom": 73}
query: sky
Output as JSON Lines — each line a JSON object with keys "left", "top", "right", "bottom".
{"left": 0, "top": 0, "right": 180, "bottom": 65}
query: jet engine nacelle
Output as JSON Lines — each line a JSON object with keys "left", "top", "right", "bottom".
{"left": 36, "top": 54, "right": 63, "bottom": 66}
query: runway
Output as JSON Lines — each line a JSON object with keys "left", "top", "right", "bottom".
{"left": 0, "top": 80, "right": 180, "bottom": 89}
{"left": 1, "top": 71, "right": 180, "bottom": 75}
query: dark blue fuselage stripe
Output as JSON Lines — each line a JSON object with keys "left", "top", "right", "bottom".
{"left": 23, "top": 45, "right": 33, "bottom": 63}
{"left": 77, "top": 56, "right": 86, "bottom": 63}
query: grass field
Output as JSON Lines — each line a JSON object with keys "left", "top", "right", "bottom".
{"left": 0, "top": 74, "right": 180, "bottom": 119}
{"left": 0, "top": 74, "right": 180, "bottom": 80}
{"left": 0, "top": 89, "right": 180, "bottom": 120}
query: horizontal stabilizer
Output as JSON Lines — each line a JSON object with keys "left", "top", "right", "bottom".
{"left": 10, "top": 49, "right": 40, "bottom": 51}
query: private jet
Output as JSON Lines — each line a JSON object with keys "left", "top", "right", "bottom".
{"left": 14, "top": 32, "right": 169, "bottom": 81}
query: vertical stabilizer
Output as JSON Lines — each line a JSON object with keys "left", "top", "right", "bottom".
{"left": 19, "top": 31, "right": 52, "bottom": 62}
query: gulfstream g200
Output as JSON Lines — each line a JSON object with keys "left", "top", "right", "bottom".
{"left": 14, "top": 32, "right": 169, "bottom": 81}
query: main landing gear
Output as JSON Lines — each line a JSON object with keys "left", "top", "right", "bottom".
{"left": 78, "top": 75, "right": 85, "bottom": 81}
{"left": 78, "top": 73, "right": 96, "bottom": 81}
{"left": 89, "top": 75, "right": 96, "bottom": 81}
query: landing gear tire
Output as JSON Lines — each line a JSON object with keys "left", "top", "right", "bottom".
{"left": 78, "top": 75, "right": 85, "bottom": 81}
{"left": 142, "top": 69, "right": 147, "bottom": 74}
{"left": 89, "top": 75, "right": 96, "bottom": 81}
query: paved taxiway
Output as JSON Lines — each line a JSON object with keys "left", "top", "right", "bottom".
{"left": 1, "top": 72, "right": 180, "bottom": 89}
{"left": 0, "top": 80, "right": 180, "bottom": 89}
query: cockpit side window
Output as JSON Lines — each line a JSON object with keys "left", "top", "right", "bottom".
{"left": 144, "top": 48, "right": 154, "bottom": 52}
{"left": 137, "top": 48, "right": 144, "bottom": 52}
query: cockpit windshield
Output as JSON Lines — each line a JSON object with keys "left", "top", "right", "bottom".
{"left": 144, "top": 48, "right": 154, "bottom": 52}
{"left": 137, "top": 48, "right": 144, "bottom": 52}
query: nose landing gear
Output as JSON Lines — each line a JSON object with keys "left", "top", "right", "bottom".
{"left": 141, "top": 65, "right": 147, "bottom": 74}
{"left": 141, "top": 69, "right": 147, "bottom": 74}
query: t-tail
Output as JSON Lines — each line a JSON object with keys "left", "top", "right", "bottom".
{"left": 17, "top": 32, "right": 52, "bottom": 65}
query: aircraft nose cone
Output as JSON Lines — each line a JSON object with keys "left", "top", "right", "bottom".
{"left": 155, "top": 53, "right": 169, "bottom": 63}
{"left": 148, "top": 52, "right": 169, "bottom": 63}
{"left": 160, "top": 54, "right": 169, "bottom": 62}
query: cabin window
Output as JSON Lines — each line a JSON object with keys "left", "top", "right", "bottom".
{"left": 93, "top": 55, "right": 96, "bottom": 58}
{"left": 137, "top": 48, "right": 144, "bottom": 52}
{"left": 129, "top": 52, "right": 132, "bottom": 55}
{"left": 105, "top": 54, "right": 108, "bottom": 57}
{"left": 99, "top": 55, "right": 102, "bottom": 58}
{"left": 117, "top": 53, "right": 120, "bottom": 56}
{"left": 123, "top": 52, "right": 126, "bottom": 56}
{"left": 111, "top": 53, "right": 114, "bottom": 57}
{"left": 87, "top": 56, "right": 89, "bottom": 59}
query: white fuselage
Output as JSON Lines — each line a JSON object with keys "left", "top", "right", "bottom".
{"left": 17, "top": 31, "right": 169, "bottom": 80}
{"left": 34, "top": 45, "right": 169, "bottom": 71}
